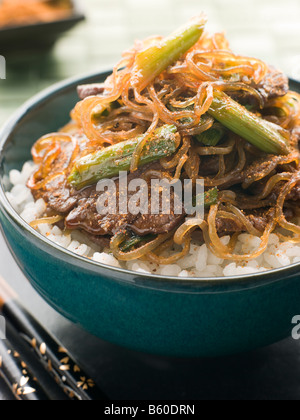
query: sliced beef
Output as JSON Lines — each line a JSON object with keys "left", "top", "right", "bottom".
{"left": 65, "top": 187, "right": 137, "bottom": 235}
{"left": 65, "top": 169, "right": 185, "bottom": 236}
{"left": 65, "top": 190, "right": 184, "bottom": 237}
{"left": 77, "top": 84, "right": 105, "bottom": 100}
{"left": 259, "top": 179, "right": 300, "bottom": 203}
{"left": 30, "top": 141, "right": 78, "bottom": 213}
{"left": 241, "top": 153, "right": 299, "bottom": 189}
{"left": 130, "top": 212, "right": 185, "bottom": 236}
{"left": 258, "top": 67, "right": 289, "bottom": 101}
{"left": 202, "top": 154, "right": 297, "bottom": 191}
{"left": 32, "top": 175, "right": 78, "bottom": 214}
{"left": 216, "top": 217, "right": 244, "bottom": 235}
{"left": 191, "top": 211, "right": 270, "bottom": 241}
{"left": 199, "top": 156, "right": 220, "bottom": 177}
{"left": 230, "top": 67, "right": 289, "bottom": 109}
{"left": 247, "top": 213, "right": 269, "bottom": 232}
{"left": 216, "top": 214, "right": 268, "bottom": 236}
{"left": 216, "top": 206, "right": 298, "bottom": 236}
{"left": 66, "top": 205, "right": 133, "bottom": 236}
{"left": 84, "top": 234, "right": 111, "bottom": 249}
{"left": 286, "top": 183, "right": 300, "bottom": 202}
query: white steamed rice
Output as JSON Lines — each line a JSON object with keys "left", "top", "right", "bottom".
{"left": 5, "top": 161, "right": 300, "bottom": 278}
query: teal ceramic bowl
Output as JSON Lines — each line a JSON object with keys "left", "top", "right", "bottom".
{"left": 0, "top": 73, "right": 300, "bottom": 358}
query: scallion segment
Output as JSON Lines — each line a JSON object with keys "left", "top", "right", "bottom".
{"left": 131, "top": 15, "right": 207, "bottom": 91}
{"left": 208, "top": 90, "right": 290, "bottom": 155}
{"left": 68, "top": 125, "right": 179, "bottom": 189}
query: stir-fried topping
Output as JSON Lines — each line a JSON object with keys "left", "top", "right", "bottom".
{"left": 27, "top": 15, "right": 300, "bottom": 265}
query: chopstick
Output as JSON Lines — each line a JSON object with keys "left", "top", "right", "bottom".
{"left": 0, "top": 276, "right": 108, "bottom": 400}
{"left": 0, "top": 336, "right": 49, "bottom": 400}
{"left": 4, "top": 319, "right": 70, "bottom": 400}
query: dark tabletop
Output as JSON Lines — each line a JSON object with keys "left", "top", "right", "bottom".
{"left": 1, "top": 0, "right": 300, "bottom": 401}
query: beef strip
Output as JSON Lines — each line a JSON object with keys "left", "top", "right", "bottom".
{"left": 198, "top": 156, "right": 220, "bottom": 177}
{"left": 65, "top": 168, "right": 185, "bottom": 236}
{"left": 65, "top": 187, "right": 137, "bottom": 236}
{"left": 216, "top": 211, "right": 270, "bottom": 236}
{"left": 257, "top": 67, "right": 289, "bottom": 101}
{"left": 37, "top": 175, "right": 78, "bottom": 214}
{"left": 216, "top": 207, "right": 294, "bottom": 237}
{"left": 191, "top": 210, "right": 271, "bottom": 242}
{"left": 77, "top": 84, "right": 105, "bottom": 100}
{"left": 286, "top": 183, "right": 300, "bottom": 202}
{"left": 31, "top": 140, "right": 79, "bottom": 213}
{"left": 84, "top": 234, "right": 111, "bottom": 249}
{"left": 130, "top": 213, "right": 185, "bottom": 236}
{"left": 230, "top": 67, "right": 289, "bottom": 108}
{"left": 254, "top": 176, "right": 300, "bottom": 203}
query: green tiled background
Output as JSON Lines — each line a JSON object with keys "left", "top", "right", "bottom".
{"left": 0, "top": 0, "right": 300, "bottom": 127}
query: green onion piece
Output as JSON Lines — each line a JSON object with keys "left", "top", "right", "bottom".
{"left": 131, "top": 15, "right": 207, "bottom": 91}
{"left": 120, "top": 233, "right": 156, "bottom": 253}
{"left": 92, "top": 102, "right": 119, "bottom": 122}
{"left": 208, "top": 90, "right": 290, "bottom": 155}
{"left": 194, "top": 124, "right": 226, "bottom": 146}
{"left": 192, "top": 188, "right": 219, "bottom": 208}
{"left": 68, "top": 125, "right": 178, "bottom": 189}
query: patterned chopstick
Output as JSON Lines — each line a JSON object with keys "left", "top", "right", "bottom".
{"left": 4, "top": 319, "right": 70, "bottom": 400}
{"left": 0, "top": 337, "right": 49, "bottom": 400}
{"left": 0, "top": 276, "right": 108, "bottom": 400}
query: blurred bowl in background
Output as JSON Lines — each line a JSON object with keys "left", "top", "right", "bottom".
{"left": 0, "top": 0, "right": 85, "bottom": 54}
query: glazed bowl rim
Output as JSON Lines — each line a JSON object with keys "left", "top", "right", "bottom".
{"left": 0, "top": 69, "right": 299, "bottom": 289}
